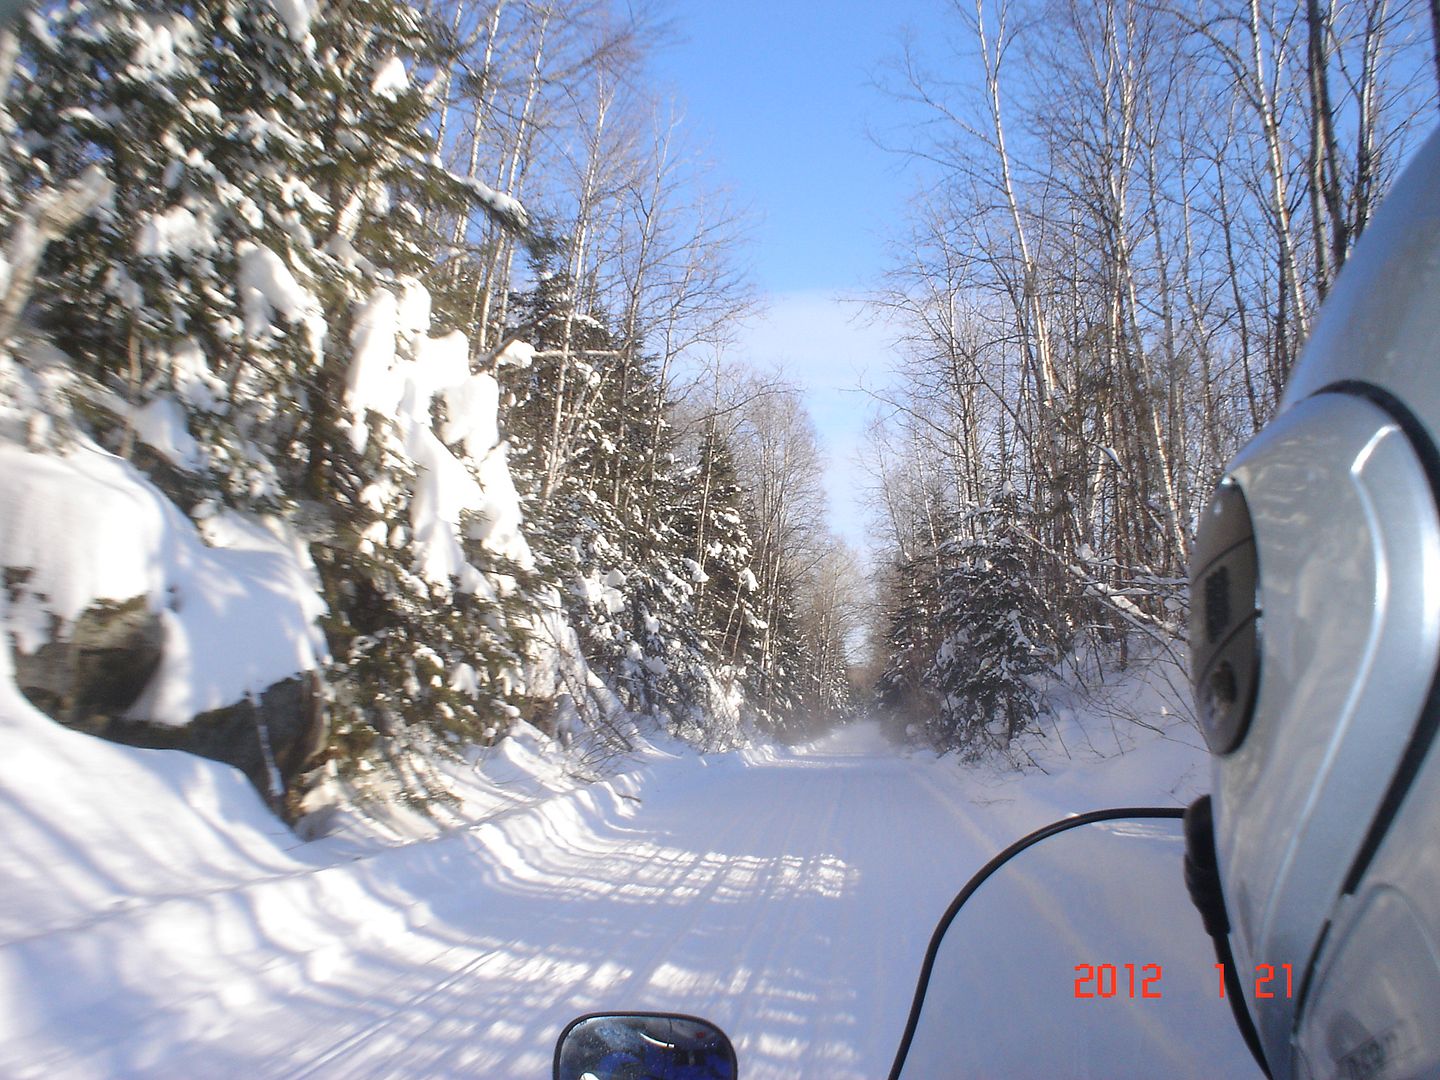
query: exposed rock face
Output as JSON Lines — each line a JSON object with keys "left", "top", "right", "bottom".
{"left": 11, "top": 595, "right": 327, "bottom": 812}
{"left": 114, "top": 674, "right": 327, "bottom": 810}
{"left": 10, "top": 596, "right": 164, "bottom": 730}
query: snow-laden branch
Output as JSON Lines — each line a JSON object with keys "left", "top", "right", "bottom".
{"left": 1012, "top": 523, "right": 1185, "bottom": 642}
{"left": 0, "top": 167, "right": 113, "bottom": 345}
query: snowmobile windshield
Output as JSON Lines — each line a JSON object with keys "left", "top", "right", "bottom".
{"left": 889, "top": 811, "right": 1264, "bottom": 1080}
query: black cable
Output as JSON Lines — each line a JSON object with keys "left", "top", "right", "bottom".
{"left": 1185, "top": 796, "right": 1272, "bottom": 1079}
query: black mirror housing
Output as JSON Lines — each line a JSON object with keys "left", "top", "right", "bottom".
{"left": 554, "top": 1012, "right": 738, "bottom": 1080}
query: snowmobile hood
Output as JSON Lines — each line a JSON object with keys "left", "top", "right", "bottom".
{"left": 1199, "top": 128, "right": 1440, "bottom": 1080}
{"left": 1279, "top": 131, "right": 1440, "bottom": 439}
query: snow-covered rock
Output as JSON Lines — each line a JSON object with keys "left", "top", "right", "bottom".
{"left": 0, "top": 439, "right": 328, "bottom": 726}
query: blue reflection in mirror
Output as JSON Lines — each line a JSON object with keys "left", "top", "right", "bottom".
{"left": 554, "top": 1013, "right": 738, "bottom": 1080}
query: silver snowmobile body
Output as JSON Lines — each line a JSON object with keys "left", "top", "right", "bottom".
{"left": 1191, "top": 127, "right": 1440, "bottom": 1080}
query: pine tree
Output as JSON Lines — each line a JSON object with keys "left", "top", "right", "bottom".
{"left": 924, "top": 492, "right": 1067, "bottom": 757}
{"left": 12, "top": 0, "right": 536, "bottom": 809}
{"left": 679, "top": 425, "right": 764, "bottom": 685}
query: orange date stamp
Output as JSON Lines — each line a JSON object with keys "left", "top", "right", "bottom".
{"left": 1072, "top": 962, "right": 1294, "bottom": 1000}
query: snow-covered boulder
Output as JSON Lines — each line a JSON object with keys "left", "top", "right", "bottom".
{"left": 0, "top": 437, "right": 330, "bottom": 804}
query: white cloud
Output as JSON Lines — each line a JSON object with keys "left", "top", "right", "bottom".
{"left": 732, "top": 290, "right": 895, "bottom": 389}
{"left": 729, "top": 290, "right": 904, "bottom": 556}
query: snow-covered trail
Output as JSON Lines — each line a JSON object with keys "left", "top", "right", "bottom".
{"left": 264, "top": 728, "right": 995, "bottom": 1078}
{"left": 2, "top": 721, "right": 1006, "bottom": 1079}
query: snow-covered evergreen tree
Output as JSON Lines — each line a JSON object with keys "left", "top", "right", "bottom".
{"left": 13, "top": 0, "right": 260, "bottom": 490}
{"left": 875, "top": 490, "right": 1066, "bottom": 757}
{"left": 680, "top": 425, "right": 765, "bottom": 688}
{"left": 875, "top": 554, "right": 941, "bottom": 718}
{"left": 924, "top": 493, "right": 1067, "bottom": 757}
{"left": 7, "top": 0, "right": 538, "bottom": 810}
{"left": 504, "top": 249, "right": 763, "bottom": 746}
{"left": 274, "top": 0, "right": 536, "bottom": 798}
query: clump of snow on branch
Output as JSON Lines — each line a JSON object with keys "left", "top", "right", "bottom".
{"left": 236, "top": 241, "right": 324, "bottom": 361}
{"left": 370, "top": 56, "right": 407, "bottom": 100}
{"left": 130, "top": 394, "right": 202, "bottom": 469}
{"left": 135, "top": 205, "right": 218, "bottom": 259}
{"left": 345, "top": 278, "right": 533, "bottom": 590}
{"left": 492, "top": 340, "right": 534, "bottom": 369}
{"left": 462, "top": 178, "right": 529, "bottom": 232}
{"left": 125, "top": 12, "right": 198, "bottom": 79}
{"left": 262, "top": 0, "right": 315, "bottom": 43}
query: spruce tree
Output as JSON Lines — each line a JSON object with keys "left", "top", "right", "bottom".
{"left": 680, "top": 426, "right": 765, "bottom": 687}
{"left": 506, "top": 250, "right": 747, "bottom": 743}
{"left": 12, "top": 0, "right": 536, "bottom": 808}
{"left": 289, "top": 0, "right": 535, "bottom": 795}
{"left": 14, "top": 0, "right": 275, "bottom": 497}
{"left": 924, "top": 493, "right": 1066, "bottom": 757}
{"left": 876, "top": 552, "right": 943, "bottom": 718}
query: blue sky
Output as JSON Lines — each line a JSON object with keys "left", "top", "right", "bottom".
{"left": 648, "top": 1, "right": 953, "bottom": 555}
{"left": 647, "top": 1, "right": 937, "bottom": 294}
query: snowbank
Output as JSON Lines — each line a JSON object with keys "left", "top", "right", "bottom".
{"left": 0, "top": 606, "right": 304, "bottom": 941}
{"left": 0, "top": 605, "right": 657, "bottom": 1077}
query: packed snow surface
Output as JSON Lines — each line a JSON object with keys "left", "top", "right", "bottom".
{"left": 0, "top": 636, "right": 1259, "bottom": 1078}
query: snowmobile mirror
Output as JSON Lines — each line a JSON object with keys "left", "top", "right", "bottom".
{"left": 890, "top": 812, "right": 1263, "bottom": 1079}
{"left": 554, "top": 1012, "right": 737, "bottom": 1080}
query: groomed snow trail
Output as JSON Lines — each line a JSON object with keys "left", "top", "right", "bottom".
{"left": 2, "top": 723, "right": 1001, "bottom": 1079}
